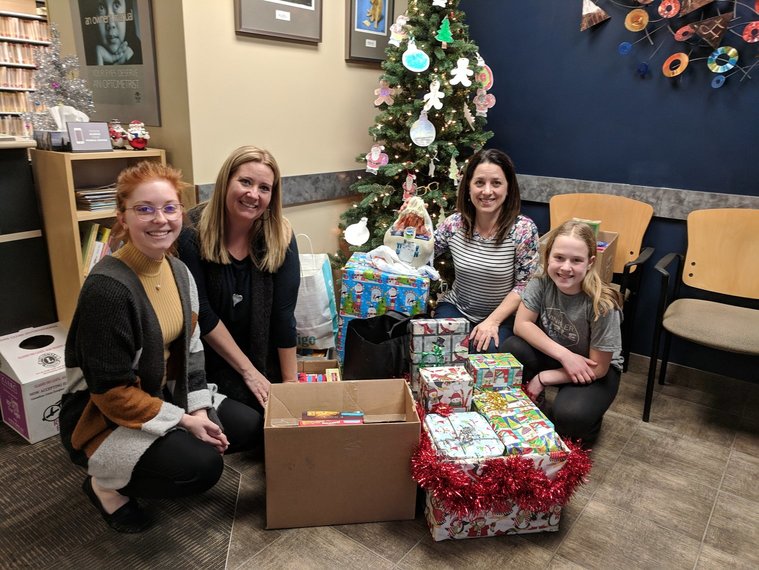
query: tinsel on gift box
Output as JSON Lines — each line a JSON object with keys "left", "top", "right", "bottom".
{"left": 412, "top": 402, "right": 592, "bottom": 518}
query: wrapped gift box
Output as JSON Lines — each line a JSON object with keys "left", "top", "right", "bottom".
{"left": 419, "top": 366, "right": 474, "bottom": 412}
{"left": 424, "top": 412, "right": 504, "bottom": 460}
{"left": 335, "top": 313, "right": 357, "bottom": 362}
{"left": 408, "top": 318, "right": 470, "bottom": 392}
{"left": 473, "top": 389, "right": 567, "bottom": 470}
{"left": 339, "top": 252, "right": 429, "bottom": 319}
{"left": 465, "top": 353, "right": 523, "bottom": 389}
{"left": 409, "top": 317, "right": 469, "bottom": 362}
{"left": 425, "top": 491, "right": 562, "bottom": 541}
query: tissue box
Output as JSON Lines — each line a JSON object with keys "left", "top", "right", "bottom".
{"left": 339, "top": 252, "right": 429, "bottom": 319}
{"left": 424, "top": 412, "right": 504, "bottom": 460}
{"left": 465, "top": 353, "right": 523, "bottom": 389}
{"left": 419, "top": 366, "right": 474, "bottom": 412}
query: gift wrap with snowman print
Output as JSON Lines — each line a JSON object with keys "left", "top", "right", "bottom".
{"left": 336, "top": 252, "right": 430, "bottom": 361}
{"left": 384, "top": 196, "right": 435, "bottom": 268}
{"left": 409, "top": 317, "right": 470, "bottom": 393}
{"left": 422, "top": 392, "right": 570, "bottom": 541}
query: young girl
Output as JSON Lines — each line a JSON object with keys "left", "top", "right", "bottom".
{"left": 501, "top": 220, "right": 623, "bottom": 445}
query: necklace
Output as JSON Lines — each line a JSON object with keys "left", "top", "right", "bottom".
{"left": 144, "top": 262, "right": 165, "bottom": 292}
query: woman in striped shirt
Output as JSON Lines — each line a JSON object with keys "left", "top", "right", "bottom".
{"left": 434, "top": 149, "right": 539, "bottom": 353}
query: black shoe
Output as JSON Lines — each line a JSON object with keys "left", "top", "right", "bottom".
{"left": 82, "top": 476, "right": 151, "bottom": 533}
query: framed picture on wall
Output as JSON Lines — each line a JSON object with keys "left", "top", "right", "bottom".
{"left": 70, "top": 0, "right": 161, "bottom": 126}
{"left": 235, "top": 0, "right": 322, "bottom": 44}
{"left": 346, "top": 0, "right": 393, "bottom": 63}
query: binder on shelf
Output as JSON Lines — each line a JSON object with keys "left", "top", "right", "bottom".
{"left": 80, "top": 221, "right": 99, "bottom": 276}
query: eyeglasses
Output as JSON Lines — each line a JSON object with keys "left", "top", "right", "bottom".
{"left": 125, "top": 203, "right": 184, "bottom": 220}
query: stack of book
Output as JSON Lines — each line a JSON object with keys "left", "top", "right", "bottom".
{"left": 80, "top": 222, "right": 122, "bottom": 278}
{"left": 75, "top": 185, "right": 117, "bottom": 212}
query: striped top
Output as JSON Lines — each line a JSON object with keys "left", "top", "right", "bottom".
{"left": 434, "top": 213, "right": 539, "bottom": 322}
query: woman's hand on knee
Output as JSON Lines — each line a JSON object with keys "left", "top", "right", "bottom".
{"left": 242, "top": 368, "right": 272, "bottom": 408}
{"left": 470, "top": 320, "right": 499, "bottom": 353}
{"left": 560, "top": 352, "right": 597, "bottom": 384}
{"left": 181, "top": 411, "right": 229, "bottom": 454}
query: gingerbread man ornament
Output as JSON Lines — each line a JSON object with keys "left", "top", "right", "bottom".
{"left": 374, "top": 79, "right": 396, "bottom": 106}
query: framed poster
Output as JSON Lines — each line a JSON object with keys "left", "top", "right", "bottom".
{"left": 346, "top": 0, "right": 393, "bottom": 63}
{"left": 70, "top": 0, "right": 161, "bottom": 126}
{"left": 235, "top": 0, "right": 322, "bottom": 44}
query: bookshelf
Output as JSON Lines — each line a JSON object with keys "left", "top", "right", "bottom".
{"left": 30, "top": 148, "right": 166, "bottom": 325}
{"left": 0, "top": 5, "right": 49, "bottom": 137}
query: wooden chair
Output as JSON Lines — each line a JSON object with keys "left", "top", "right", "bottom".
{"left": 643, "top": 208, "right": 759, "bottom": 421}
{"left": 549, "top": 193, "right": 655, "bottom": 370}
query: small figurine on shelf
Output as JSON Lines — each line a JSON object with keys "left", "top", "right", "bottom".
{"left": 108, "top": 119, "right": 128, "bottom": 149}
{"left": 126, "top": 120, "right": 150, "bottom": 150}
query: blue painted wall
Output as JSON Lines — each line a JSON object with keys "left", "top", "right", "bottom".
{"left": 462, "top": 0, "right": 758, "bottom": 380}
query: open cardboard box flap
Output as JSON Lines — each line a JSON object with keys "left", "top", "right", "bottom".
{"left": 264, "top": 379, "right": 420, "bottom": 529}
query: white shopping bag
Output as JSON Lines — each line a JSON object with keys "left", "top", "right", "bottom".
{"left": 294, "top": 235, "right": 338, "bottom": 350}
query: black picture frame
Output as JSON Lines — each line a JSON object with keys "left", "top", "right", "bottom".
{"left": 235, "top": 0, "right": 322, "bottom": 44}
{"left": 346, "top": 0, "right": 394, "bottom": 63}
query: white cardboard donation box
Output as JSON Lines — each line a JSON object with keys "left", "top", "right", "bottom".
{"left": 0, "top": 323, "right": 68, "bottom": 443}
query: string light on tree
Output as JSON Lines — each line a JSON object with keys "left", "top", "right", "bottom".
{"left": 340, "top": 0, "right": 495, "bottom": 283}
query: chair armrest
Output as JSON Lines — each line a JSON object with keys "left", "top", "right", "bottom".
{"left": 652, "top": 252, "right": 683, "bottom": 325}
{"left": 625, "top": 246, "right": 655, "bottom": 271}
{"left": 620, "top": 246, "right": 655, "bottom": 296}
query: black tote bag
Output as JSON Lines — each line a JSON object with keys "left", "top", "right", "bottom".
{"left": 342, "top": 311, "right": 413, "bottom": 380}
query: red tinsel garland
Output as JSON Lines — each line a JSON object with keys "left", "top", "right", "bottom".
{"left": 412, "top": 402, "right": 592, "bottom": 518}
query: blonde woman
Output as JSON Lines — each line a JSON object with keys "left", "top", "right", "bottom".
{"left": 501, "top": 220, "right": 623, "bottom": 445}
{"left": 178, "top": 146, "right": 299, "bottom": 420}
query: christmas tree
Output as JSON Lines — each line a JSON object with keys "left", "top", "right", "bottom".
{"left": 340, "top": 0, "right": 494, "bottom": 267}
{"left": 24, "top": 24, "right": 94, "bottom": 132}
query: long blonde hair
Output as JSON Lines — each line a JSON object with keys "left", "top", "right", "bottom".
{"left": 541, "top": 220, "right": 622, "bottom": 320}
{"left": 197, "top": 145, "right": 292, "bottom": 272}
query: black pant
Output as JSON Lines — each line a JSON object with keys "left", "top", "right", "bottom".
{"left": 501, "top": 336, "right": 621, "bottom": 444}
{"left": 118, "top": 398, "right": 262, "bottom": 499}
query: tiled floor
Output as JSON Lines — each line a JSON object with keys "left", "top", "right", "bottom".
{"left": 2, "top": 357, "right": 757, "bottom": 569}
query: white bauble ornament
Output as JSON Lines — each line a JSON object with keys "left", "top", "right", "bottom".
{"left": 402, "top": 38, "right": 430, "bottom": 73}
{"left": 344, "top": 217, "right": 370, "bottom": 246}
{"left": 410, "top": 111, "right": 436, "bottom": 147}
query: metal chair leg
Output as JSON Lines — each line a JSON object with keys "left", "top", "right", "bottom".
{"left": 658, "top": 330, "right": 673, "bottom": 386}
{"left": 643, "top": 321, "right": 662, "bottom": 422}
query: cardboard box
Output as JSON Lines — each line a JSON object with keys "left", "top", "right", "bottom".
{"left": 425, "top": 491, "right": 561, "bottom": 540}
{"left": 539, "top": 230, "right": 618, "bottom": 283}
{"left": 340, "top": 252, "right": 429, "bottom": 318}
{"left": 264, "top": 379, "right": 421, "bottom": 529}
{"left": 296, "top": 354, "right": 338, "bottom": 374}
{"left": 0, "top": 323, "right": 67, "bottom": 443}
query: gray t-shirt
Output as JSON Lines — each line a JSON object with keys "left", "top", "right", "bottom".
{"left": 521, "top": 276, "right": 624, "bottom": 371}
